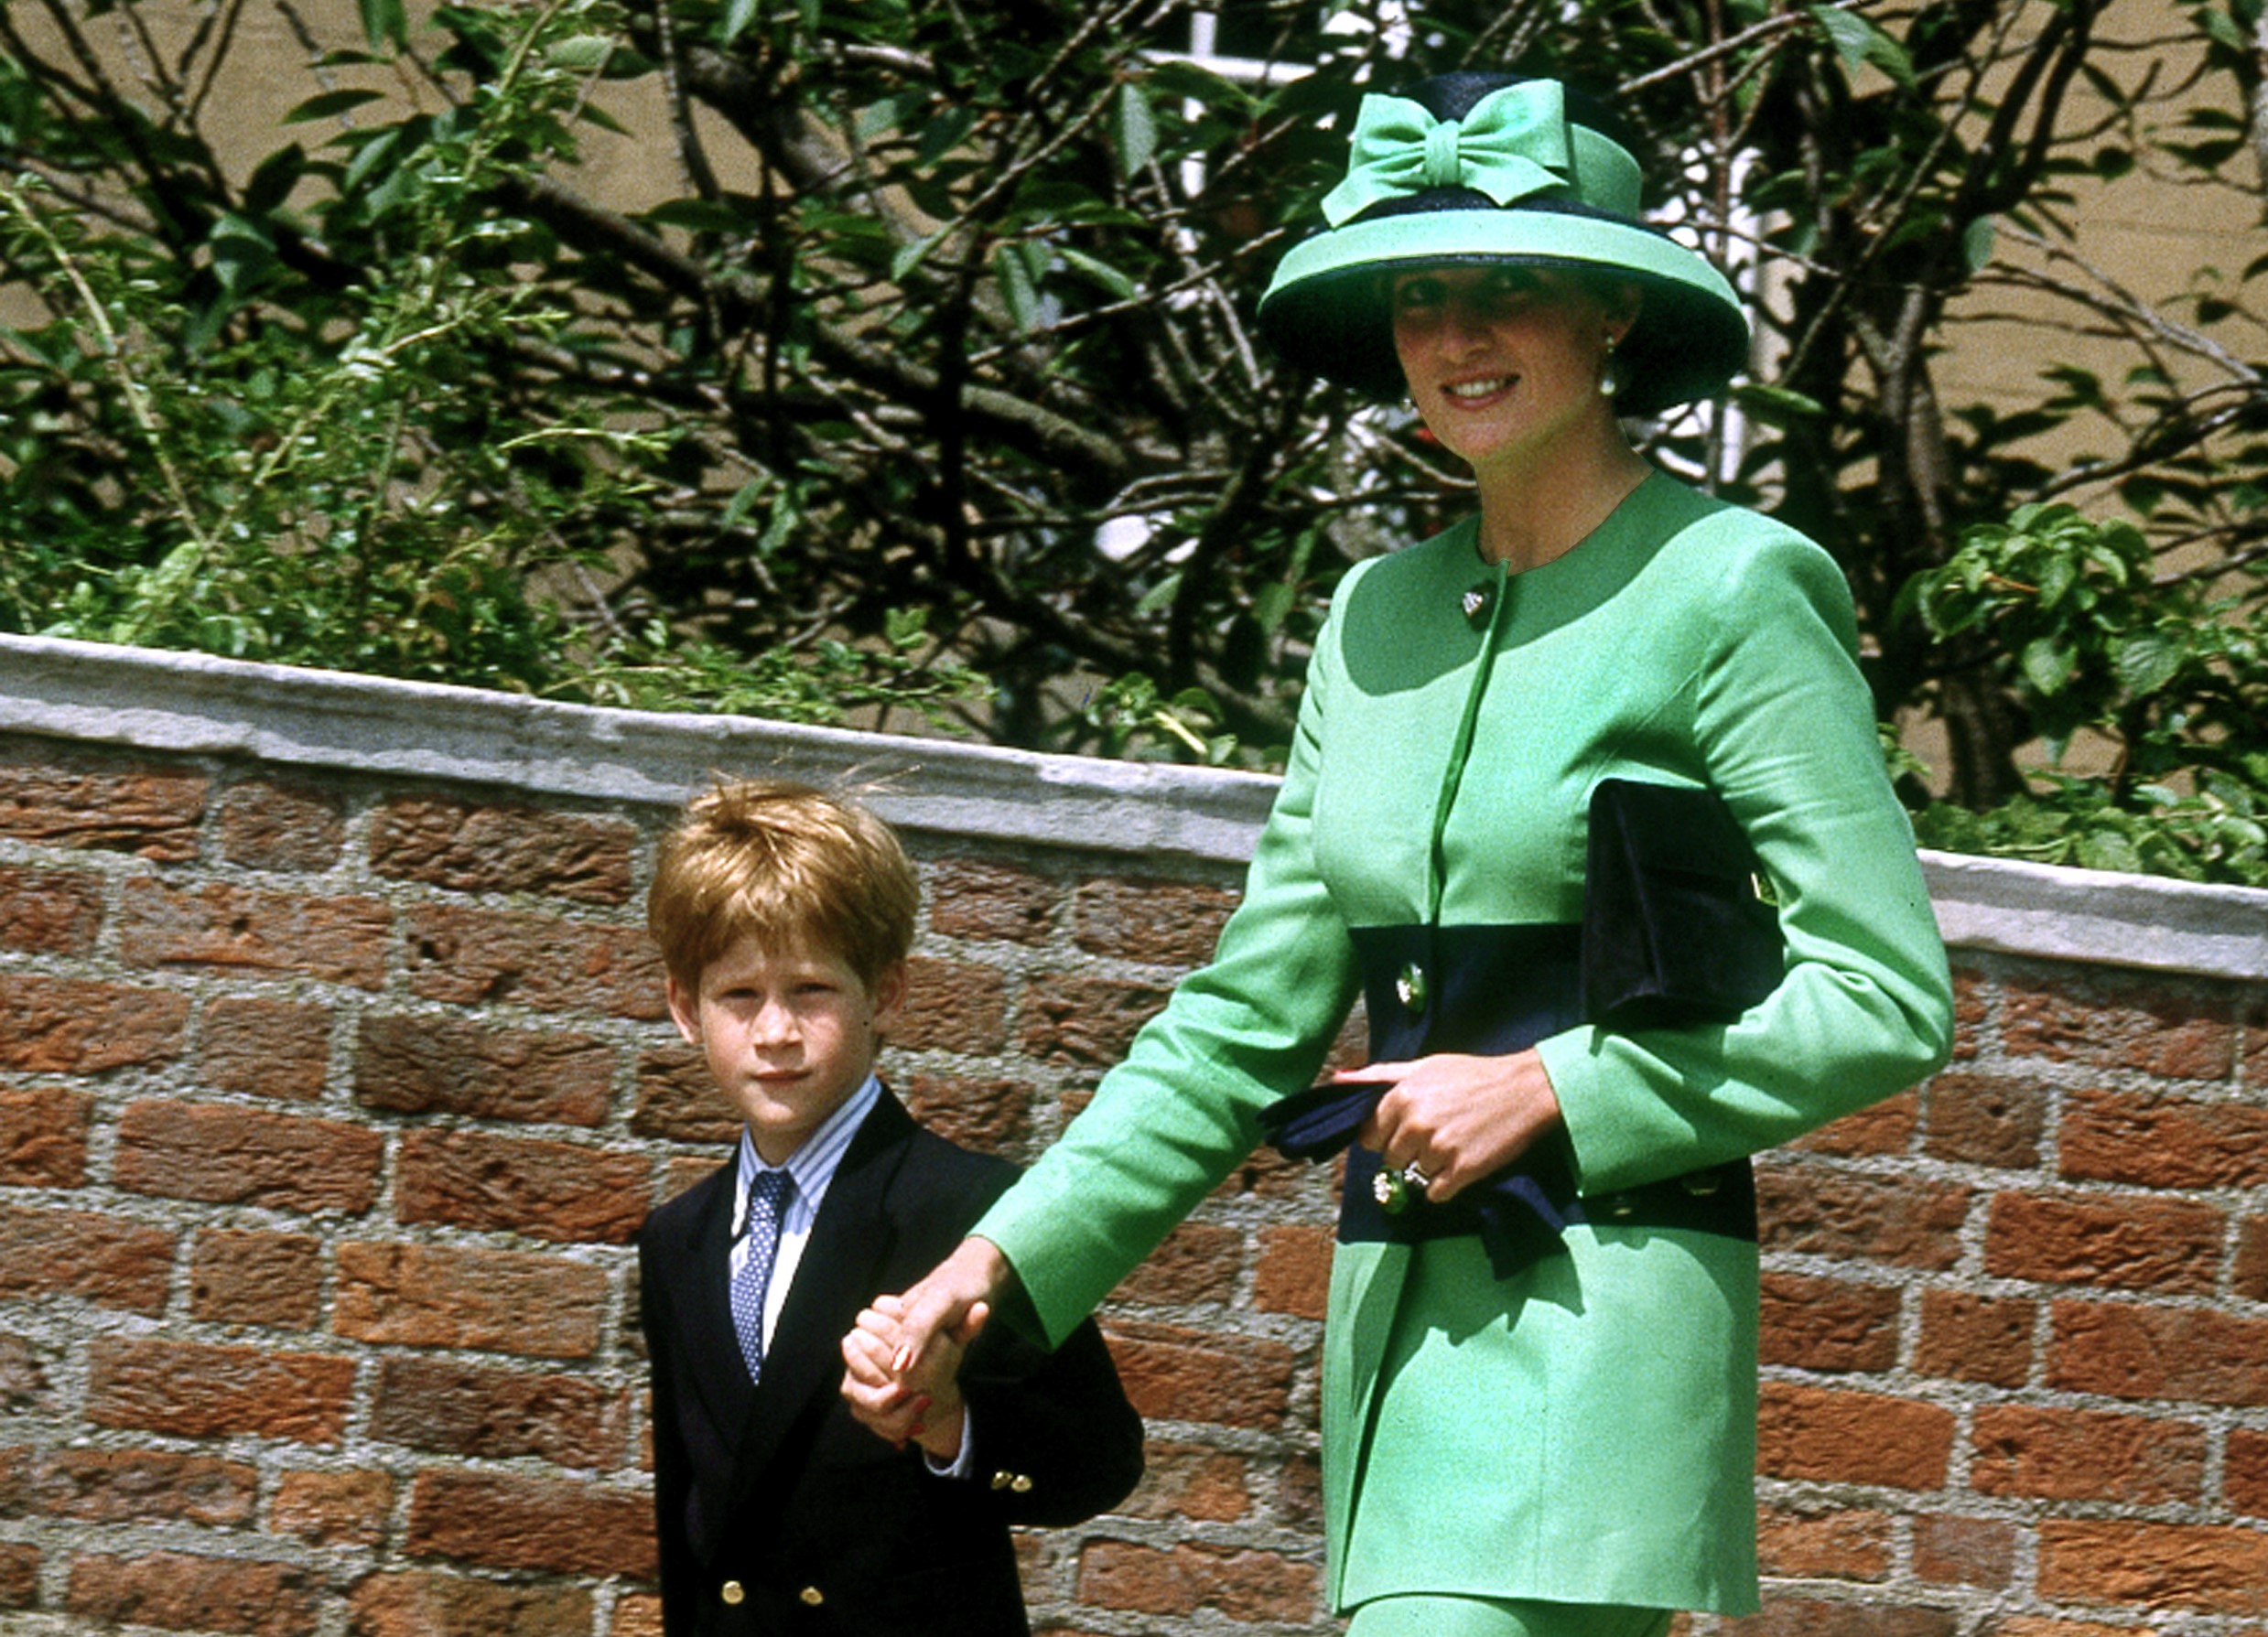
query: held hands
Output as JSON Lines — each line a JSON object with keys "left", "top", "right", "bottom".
{"left": 839, "top": 1237, "right": 1012, "bottom": 1459}
{"left": 1351, "top": 1048, "right": 1563, "bottom": 1204}
{"left": 840, "top": 1292, "right": 985, "bottom": 1461}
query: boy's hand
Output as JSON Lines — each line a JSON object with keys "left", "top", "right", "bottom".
{"left": 841, "top": 1293, "right": 987, "bottom": 1462}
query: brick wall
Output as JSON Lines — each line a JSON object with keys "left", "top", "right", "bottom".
{"left": 0, "top": 632, "right": 2263, "bottom": 1637}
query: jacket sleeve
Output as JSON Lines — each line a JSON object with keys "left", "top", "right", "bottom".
{"left": 950, "top": 1312, "right": 1146, "bottom": 1527}
{"left": 970, "top": 587, "right": 1367, "bottom": 1348}
{"left": 1539, "top": 528, "right": 1954, "bottom": 1192}
{"left": 637, "top": 1232, "right": 702, "bottom": 1637}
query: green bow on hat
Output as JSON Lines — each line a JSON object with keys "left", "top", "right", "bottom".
{"left": 1321, "top": 80, "right": 1573, "bottom": 228}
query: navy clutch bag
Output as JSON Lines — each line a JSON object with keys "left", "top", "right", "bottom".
{"left": 1578, "top": 778, "right": 1784, "bottom": 1029}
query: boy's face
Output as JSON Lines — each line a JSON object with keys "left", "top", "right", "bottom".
{"left": 667, "top": 933, "right": 906, "bottom": 1168}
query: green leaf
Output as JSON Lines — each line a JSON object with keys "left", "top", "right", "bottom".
{"left": 284, "top": 89, "right": 388, "bottom": 125}
{"left": 1961, "top": 216, "right": 1995, "bottom": 273}
{"left": 994, "top": 241, "right": 1042, "bottom": 332}
{"left": 891, "top": 228, "right": 951, "bottom": 282}
{"left": 2021, "top": 634, "right": 2076, "bottom": 696}
{"left": 358, "top": 0, "right": 409, "bottom": 50}
{"left": 2114, "top": 631, "right": 2184, "bottom": 696}
{"left": 1112, "top": 81, "right": 1158, "bottom": 180}
{"left": 1058, "top": 246, "right": 1139, "bottom": 300}
{"left": 723, "top": 0, "right": 761, "bottom": 45}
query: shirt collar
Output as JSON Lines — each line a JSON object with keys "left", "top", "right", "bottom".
{"left": 732, "top": 1074, "right": 882, "bottom": 1235}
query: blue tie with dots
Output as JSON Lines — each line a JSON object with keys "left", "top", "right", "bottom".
{"left": 732, "top": 1169, "right": 794, "bottom": 1383}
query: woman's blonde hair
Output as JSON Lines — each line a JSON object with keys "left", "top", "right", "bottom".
{"left": 647, "top": 779, "right": 919, "bottom": 993}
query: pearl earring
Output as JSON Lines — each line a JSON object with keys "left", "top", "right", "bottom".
{"left": 1600, "top": 334, "right": 1621, "bottom": 399}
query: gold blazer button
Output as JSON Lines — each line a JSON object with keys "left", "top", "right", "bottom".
{"left": 799, "top": 1586, "right": 826, "bottom": 1607}
{"left": 1010, "top": 1473, "right": 1034, "bottom": 1493}
{"left": 719, "top": 1581, "right": 745, "bottom": 1606}
{"left": 1462, "top": 582, "right": 1494, "bottom": 628}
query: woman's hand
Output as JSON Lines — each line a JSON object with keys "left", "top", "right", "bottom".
{"left": 859, "top": 1233, "right": 1013, "bottom": 1383}
{"left": 1353, "top": 1049, "right": 1562, "bottom": 1203}
{"left": 841, "top": 1292, "right": 981, "bottom": 1459}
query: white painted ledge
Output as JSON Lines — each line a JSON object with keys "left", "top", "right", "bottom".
{"left": 1, "top": 634, "right": 2262, "bottom": 983}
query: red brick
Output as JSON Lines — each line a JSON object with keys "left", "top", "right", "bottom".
{"left": 895, "top": 956, "right": 1012, "bottom": 1055}
{"left": 1254, "top": 1224, "right": 1332, "bottom": 1321}
{"left": 396, "top": 1129, "right": 650, "bottom": 1244}
{"left": 117, "top": 1099, "right": 381, "bottom": 1214}
{"left": 355, "top": 1013, "right": 615, "bottom": 1125}
{"left": 349, "top": 1570, "right": 595, "bottom": 1637}
{"left": 0, "top": 973, "right": 189, "bottom": 1073}
{"left": 1073, "top": 877, "right": 1237, "bottom": 966}
{"left": 405, "top": 900, "right": 666, "bottom": 1019}
{"left": 2061, "top": 1088, "right": 2268, "bottom": 1190}
{"left": 335, "top": 1242, "right": 606, "bottom": 1358}
{"left": 1913, "top": 1513, "right": 2016, "bottom": 1588}
{"left": 371, "top": 796, "right": 635, "bottom": 905}
{"left": 1976, "top": 1621, "right": 2150, "bottom": 1637}
{"left": 273, "top": 1469, "right": 393, "bottom": 1546}
{"left": 0, "top": 1540, "right": 33, "bottom": 1609}
{"left": 119, "top": 877, "right": 389, "bottom": 986}
{"left": 0, "top": 760, "right": 205, "bottom": 859}
{"left": 0, "top": 865, "right": 103, "bottom": 953}
{"left": 1758, "top": 1272, "right": 1900, "bottom": 1372}
{"left": 1114, "top": 1439, "right": 1250, "bottom": 1524}
{"left": 1755, "top": 1161, "right": 1969, "bottom": 1268}
{"left": 0, "top": 1084, "right": 90, "bottom": 1187}
{"left": 88, "top": 1337, "right": 354, "bottom": 1444}
{"left": 1921, "top": 1072, "right": 2045, "bottom": 1169}
{"left": 0, "top": 1203, "right": 173, "bottom": 1310}
{"left": 0, "top": 1447, "right": 258, "bottom": 1524}
{"left": 2006, "top": 975, "right": 2237, "bottom": 1080}
{"left": 405, "top": 1470, "right": 654, "bottom": 1578}
{"left": 1723, "top": 1598, "right": 1959, "bottom": 1637}
{"left": 2049, "top": 1298, "right": 2268, "bottom": 1405}
{"left": 927, "top": 857, "right": 1061, "bottom": 945}
{"left": 1971, "top": 1404, "right": 2206, "bottom": 1505}
{"left": 2238, "top": 1214, "right": 2268, "bottom": 1301}
{"left": 2225, "top": 1427, "right": 2268, "bottom": 1516}
{"left": 1948, "top": 965, "right": 1988, "bottom": 1061}
{"left": 1113, "top": 1222, "right": 1243, "bottom": 1308}
{"left": 1789, "top": 1088, "right": 1916, "bottom": 1157}
{"left": 200, "top": 995, "right": 331, "bottom": 1101}
{"left": 1101, "top": 1319, "right": 1297, "bottom": 1431}
{"left": 1278, "top": 1450, "right": 1323, "bottom": 1532}
{"left": 1755, "top": 1504, "right": 1894, "bottom": 1580}
{"left": 2038, "top": 1518, "right": 2268, "bottom": 1613}
{"left": 221, "top": 780, "right": 345, "bottom": 871}
{"left": 371, "top": 1356, "right": 626, "bottom": 1467}
{"left": 69, "top": 1550, "right": 321, "bottom": 1637}
{"left": 1019, "top": 974, "right": 1172, "bottom": 1067}
{"left": 610, "top": 1593, "right": 664, "bottom": 1637}
{"left": 631, "top": 1046, "right": 739, "bottom": 1144}
{"left": 1076, "top": 1538, "right": 1319, "bottom": 1625}
{"left": 1755, "top": 1381, "right": 1954, "bottom": 1489}
{"left": 1914, "top": 1289, "right": 2035, "bottom": 1387}
{"left": 1986, "top": 1190, "right": 2223, "bottom": 1294}
{"left": 0, "top": 1331, "right": 56, "bottom": 1414}
{"left": 189, "top": 1230, "right": 323, "bottom": 1329}
{"left": 901, "top": 1072, "right": 1034, "bottom": 1158}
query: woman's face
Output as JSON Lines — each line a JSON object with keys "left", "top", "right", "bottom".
{"left": 1389, "top": 264, "right": 1632, "bottom": 473}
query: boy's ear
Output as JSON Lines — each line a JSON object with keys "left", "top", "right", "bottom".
{"left": 664, "top": 974, "right": 703, "bottom": 1045}
{"left": 869, "top": 961, "right": 909, "bottom": 1033}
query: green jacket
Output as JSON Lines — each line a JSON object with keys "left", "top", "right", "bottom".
{"left": 977, "top": 473, "right": 1953, "bottom": 1613}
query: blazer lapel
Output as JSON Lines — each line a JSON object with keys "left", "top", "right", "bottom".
{"left": 726, "top": 1092, "right": 913, "bottom": 1497}
{"left": 678, "top": 1167, "right": 759, "bottom": 1449}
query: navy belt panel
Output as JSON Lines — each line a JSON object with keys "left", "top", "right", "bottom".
{"left": 1338, "top": 923, "right": 1755, "bottom": 1273}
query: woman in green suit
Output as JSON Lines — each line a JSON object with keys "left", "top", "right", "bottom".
{"left": 851, "top": 70, "right": 1953, "bottom": 1637}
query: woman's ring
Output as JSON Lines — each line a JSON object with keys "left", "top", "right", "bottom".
{"left": 1401, "top": 1161, "right": 1433, "bottom": 1195}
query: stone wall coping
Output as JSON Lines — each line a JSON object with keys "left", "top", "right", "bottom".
{"left": 4, "top": 632, "right": 2263, "bottom": 982}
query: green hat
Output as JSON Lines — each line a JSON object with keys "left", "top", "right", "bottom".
{"left": 1257, "top": 75, "right": 1749, "bottom": 416}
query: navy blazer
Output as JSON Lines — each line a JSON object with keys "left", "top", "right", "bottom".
{"left": 637, "top": 1088, "right": 1144, "bottom": 1635}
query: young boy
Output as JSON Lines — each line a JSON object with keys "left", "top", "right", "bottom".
{"left": 637, "top": 780, "right": 1144, "bottom": 1636}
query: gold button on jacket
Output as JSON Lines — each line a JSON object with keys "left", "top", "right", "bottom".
{"left": 718, "top": 1580, "right": 744, "bottom": 1606}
